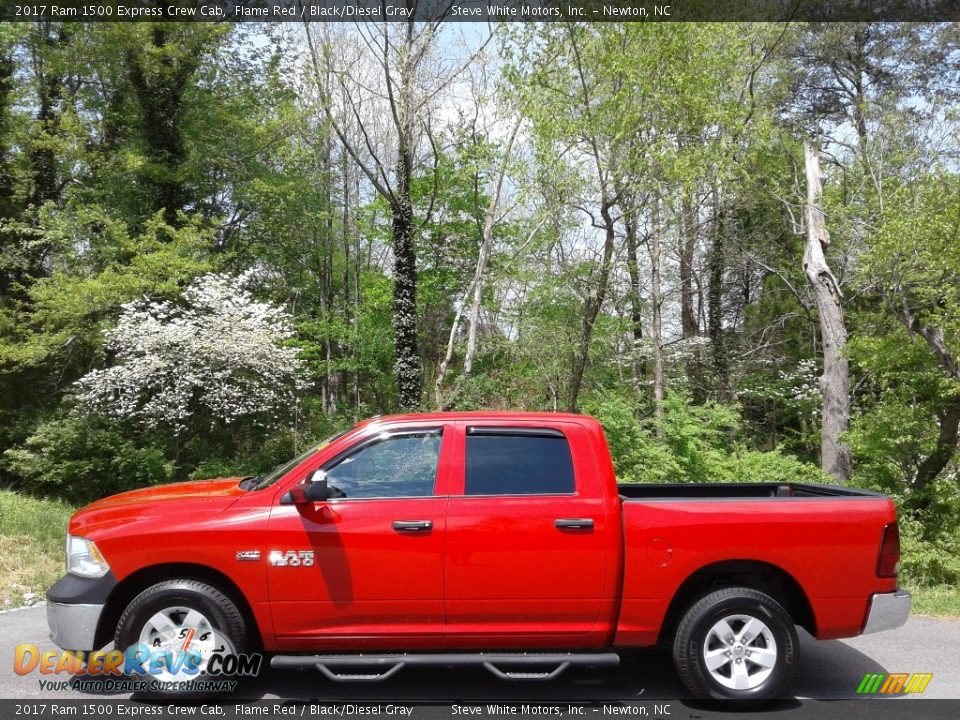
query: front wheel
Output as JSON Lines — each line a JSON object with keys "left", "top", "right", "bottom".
{"left": 114, "top": 579, "right": 248, "bottom": 697}
{"left": 672, "top": 586, "right": 798, "bottom": 701}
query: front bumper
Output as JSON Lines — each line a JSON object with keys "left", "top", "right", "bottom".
{"left": 47, "top": 602, "right": 106, "bottom": 652}
{"left": 862, "top": 588, "right": 912, "bottom": 634}
{"left": 45, "top": 572, "right": 116, "bottom": 652}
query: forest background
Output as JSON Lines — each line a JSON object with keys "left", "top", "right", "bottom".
{"left": 1, "top": 17, "right": 959, "bottom": 612}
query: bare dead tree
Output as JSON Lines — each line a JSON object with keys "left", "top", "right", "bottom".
{"left": 802, "top": 140, "right": 852, "bottom": 482}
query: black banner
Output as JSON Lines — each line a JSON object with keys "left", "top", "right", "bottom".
{"left": 2, "top": 0, "right": 959, "bottom": 23}
{"left": 0, "top": 700, "right": 959, "bottom": 720}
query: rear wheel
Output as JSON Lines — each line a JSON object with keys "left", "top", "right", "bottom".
{"left": 672, "top": 586, "right": 798, "bottom": 701}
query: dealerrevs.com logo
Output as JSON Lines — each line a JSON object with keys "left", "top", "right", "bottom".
{"left": 15, "top": 629, "right": 262, "bottom": 694}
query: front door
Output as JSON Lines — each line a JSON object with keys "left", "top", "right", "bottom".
{"left": 267, "top": 427, "right": 450, "bottom": 650}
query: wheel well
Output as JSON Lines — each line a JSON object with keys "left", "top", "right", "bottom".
{"left": 657, "top": 560, "right": 816, "bottom": 646}
{"left": 95, "top": 564, "right": 263, "bottom": 651}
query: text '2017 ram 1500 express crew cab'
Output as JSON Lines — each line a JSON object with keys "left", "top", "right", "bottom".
{"left": 47, "top": 412, "right": 911, "bottom": 700}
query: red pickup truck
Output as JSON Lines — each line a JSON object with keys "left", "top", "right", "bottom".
{"left": 47, "top": 412, "right": 910, "bottom": 700}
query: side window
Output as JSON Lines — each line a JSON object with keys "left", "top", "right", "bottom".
{"left": 324, "top": 431, "right": 442, "bottom": 499}
{"left": 464, "top": 430, "right": 575, "bottom": 496}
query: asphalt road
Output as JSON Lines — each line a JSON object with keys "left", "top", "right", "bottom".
{"left": 1, "top": 605, "right": 958, "bottom": 701}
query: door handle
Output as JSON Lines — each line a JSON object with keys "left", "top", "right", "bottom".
{"left": 392, "top": 520, "right": 433, "bottom": 533}
{"left": 555, "top": 518, "right": 594, "bottom": 531}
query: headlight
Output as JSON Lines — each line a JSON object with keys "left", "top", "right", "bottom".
{"left": 66, "top": 535, "right": 110, "bottom": 578}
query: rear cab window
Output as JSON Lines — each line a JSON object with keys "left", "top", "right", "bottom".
{"left": 464, "top": 428, "right": 575, "bottom": 496}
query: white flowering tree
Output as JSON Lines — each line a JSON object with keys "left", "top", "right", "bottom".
{"left": 76, "top": 273, "right": 303, "bottom": 435}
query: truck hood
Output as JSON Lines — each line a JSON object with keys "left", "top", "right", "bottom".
{"left": 69, "top": 478, "right": 249, "bottom": 538}
{"left": 81, "top": 477, "right": 247, "bottom": 510}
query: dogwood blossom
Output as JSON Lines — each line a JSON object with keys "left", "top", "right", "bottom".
{"left": 76, "top": 272, "right": 303, "bottom": 433}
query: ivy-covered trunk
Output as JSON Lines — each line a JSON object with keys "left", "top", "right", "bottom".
{"left": 392, "top": 192, "right": 421, "bottom": 410}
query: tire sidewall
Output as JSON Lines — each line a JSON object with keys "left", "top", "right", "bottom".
{"left": 678, "top": 590, "right": 797, "bottom": 701}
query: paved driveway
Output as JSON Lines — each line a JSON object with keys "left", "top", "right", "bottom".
{"left": 1, "top": 606, "right": 957, "bottom": 700}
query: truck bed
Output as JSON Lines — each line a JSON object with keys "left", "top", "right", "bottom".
{"left": 618, "top": 482, "right": 883, "bottom": 500}
{"left": 614, "top": 480, "right": 897, "bottom": 647}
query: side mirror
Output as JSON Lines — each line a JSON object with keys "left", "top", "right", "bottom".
{"left": 306, "top": 469, "right": 330, "bottom": 500}
{"left": 280, "top": 470, "right": 331, "bottom": 505}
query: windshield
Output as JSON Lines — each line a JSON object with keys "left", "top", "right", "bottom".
{"left": 251, "top": 429, "right": 351, "bottom": 490}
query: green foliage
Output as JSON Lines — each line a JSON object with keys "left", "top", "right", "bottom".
{"left": 0, "top": 209, "right": 214, "bottom": 370}
{"left": 899, "top": 516, "right": 960, "bottom": 588}
{"left": 583, "top": 391, "right": 830, "bottom": 486}
{"left": 730, "top": 447, "right": 835, "bottom": 486}
{"left": 3, "top": 413, "right": 173, "bottom": 503}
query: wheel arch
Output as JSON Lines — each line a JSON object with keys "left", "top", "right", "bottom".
{"left": 658, "top": 559, "right": 816, "bottom": 646}
{"left": 95, "top": 563, "right": 262, "bottom": 651}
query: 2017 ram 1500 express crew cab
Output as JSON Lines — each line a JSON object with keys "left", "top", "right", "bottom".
{"left": 48, "top": 412, "right": 910, "bottom": 700}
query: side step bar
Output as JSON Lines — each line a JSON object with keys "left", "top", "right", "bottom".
{"left": 271, "top": 652, "right": 620, "bottom": 683}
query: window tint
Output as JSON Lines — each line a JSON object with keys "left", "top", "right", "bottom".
{"left": 324, "top": 431, "right": 442, "bottom": 499}
{"left": 465, "top": 431, "right": 575, "bottom": 496}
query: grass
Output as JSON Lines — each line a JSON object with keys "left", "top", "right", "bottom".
{"left": 0, "top": 489, "right": 76, "bottom": 610}
{"left": 907, "top": 584, "right": 960, "bottom": 619}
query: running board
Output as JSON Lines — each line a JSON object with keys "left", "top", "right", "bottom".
{"left": 270, "top": 652, "right": 620, "bottom": 682}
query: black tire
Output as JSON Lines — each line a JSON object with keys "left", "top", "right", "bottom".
{"left": 672, "top": 586, "right": 798, "bottom": 701}
{"left": 115, "top": 579, "right": 248, "bottom": 697}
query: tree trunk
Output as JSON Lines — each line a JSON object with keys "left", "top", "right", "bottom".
{"left": 894, "top": 308, "right": 960, "bottom": 496}
{"left": 680, "top": 194, "right": 698, "bottom": 339}
{"left": 435, "top": 277, "right": 476, "bottom": 409}
{"left": 680, "top": 192, "right": 703, "bottom": 402}
{"left": 802, "top": 141, "right": 852, "bottom": 483}
{"left": 650, "top": 195, "right": 665, "bottom": 434}
{"left": 623, "top": 207, "right": 646, "bottom": 381}
{"left": 462, "top": 228, "right": 489, "bottom": 378}
{"left": 708, "top": 187, "right": 729, "bottom": 400}
{"left": 463, "top": 121, "right": 520, "bottom": 379}
{"left": 391, "top": 22, "right": 422, "bottom": 410}
{"left": 392, "top": 191, "right": 422, "bottom": 409}
{"left": 392, "top": 96, "right": 421, "bottom": 409}
{"left": 914, "top": 400, "right": 960, "bottom": 494}
{"left": 567, "top": 199, "right": 616, "bottom": 412}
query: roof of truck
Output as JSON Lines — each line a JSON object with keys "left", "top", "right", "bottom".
{"left": 355, "top": 411, "right": 597, "bottom": 428}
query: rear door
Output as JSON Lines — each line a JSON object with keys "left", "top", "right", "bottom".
{"left": 267, "top": 425, "right": 451, "bottom": 650}
{"left": 443, "top": 421, "right": 617, "bottom": 647}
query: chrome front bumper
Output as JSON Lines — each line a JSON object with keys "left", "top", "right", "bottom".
{"left": 47, "top": 602, "right": 105, "bottom": 652}
{"left": 863, "top": 589, "right": 912, "bottom": 634}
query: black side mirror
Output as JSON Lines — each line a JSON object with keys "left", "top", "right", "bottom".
{"left": 280, "top": 470, "right": 331, "bottom": 505}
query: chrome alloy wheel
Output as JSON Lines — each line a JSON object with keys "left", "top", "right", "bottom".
{"left": 137, "top": 605, "right": 222, "bottom": 682}
{"left": 701, "top": 613, "right": 778, "bottom": 691}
